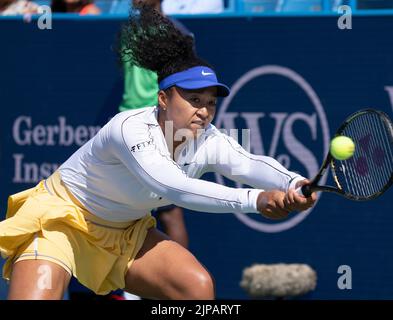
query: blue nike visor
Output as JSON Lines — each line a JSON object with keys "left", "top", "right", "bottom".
{"left": 158, "top": 66, "right": 230, "bottom": 97}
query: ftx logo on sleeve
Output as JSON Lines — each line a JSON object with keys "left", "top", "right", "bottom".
{"left": 130, "top": 138, "right": 155, "bottom": 152}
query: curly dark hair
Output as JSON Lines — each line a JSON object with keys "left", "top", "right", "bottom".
{"left": 119, "top": 3, "right": 213, "bottom": 83}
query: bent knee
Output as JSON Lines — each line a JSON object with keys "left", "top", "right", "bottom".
{"left": 179, "top": 269, "right": 215, "bottom": 300}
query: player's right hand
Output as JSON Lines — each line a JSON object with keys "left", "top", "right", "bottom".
{"left": 256, "top": 190, "right": 290, "bottom": 220}
{"left": 285, "top": 179, "right": 317, "bottom": 212}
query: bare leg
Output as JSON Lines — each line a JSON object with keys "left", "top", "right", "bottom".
{"left": 7, "top": 260, "right": 71, "bottom": 300}
{"left": 125, "top": 228, "right": 214, "bottom": 300}
{"left": 158, "top": 206, "right": 189, "bottom": 248}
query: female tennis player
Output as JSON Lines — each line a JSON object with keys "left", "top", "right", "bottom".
{"left": 0, "top": 4, "right": 316, "bottom": 300}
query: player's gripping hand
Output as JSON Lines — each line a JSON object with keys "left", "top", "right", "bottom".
{"left": 257, "top": 190, "right": 291, "bottom": 220}
{"left": 284, "top": 179, "right": 317, "bottom": 212}
{"left": 257, "top": 181, "right": 317, "bottom": 220}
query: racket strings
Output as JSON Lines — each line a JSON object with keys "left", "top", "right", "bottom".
{"left": 334, "top": 111, "right": 393, "bottom": 199}
{"left": 355, "top": 113, "right": 391, "bottom": 196}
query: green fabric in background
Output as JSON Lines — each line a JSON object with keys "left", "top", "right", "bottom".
{"left": 119, "top": 61, "right": 158, "bottom": 111}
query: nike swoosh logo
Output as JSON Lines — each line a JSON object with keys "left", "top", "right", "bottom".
{"left": 201, "top": 71, "right": 214, "bottom": 76}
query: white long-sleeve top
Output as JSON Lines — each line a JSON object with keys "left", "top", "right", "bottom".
{"left": 59, "top": 107, "right": 304, "bottom": 222}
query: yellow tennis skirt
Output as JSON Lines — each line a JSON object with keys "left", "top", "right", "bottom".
{"left": 0, "top": 171, "right": 156, "bottom": 295}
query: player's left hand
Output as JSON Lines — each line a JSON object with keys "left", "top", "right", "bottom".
{"left": 284, "top": 179, "right": 317, "bottom": 212}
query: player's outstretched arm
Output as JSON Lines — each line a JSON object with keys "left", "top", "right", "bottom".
{"left": 204, "top": 133, "right": 305, "bottom": 192}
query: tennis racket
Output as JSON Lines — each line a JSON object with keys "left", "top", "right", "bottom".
{"left": 297, "top": 109, "right": 393, "bottom": 201}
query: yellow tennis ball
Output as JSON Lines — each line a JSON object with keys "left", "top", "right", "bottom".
{"left": 330, "top": 136, "right": 355, "bottom": 160}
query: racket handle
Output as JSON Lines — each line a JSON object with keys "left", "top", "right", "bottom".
{"left": 295, "top": 184, "right": 313, "bottom": 198}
